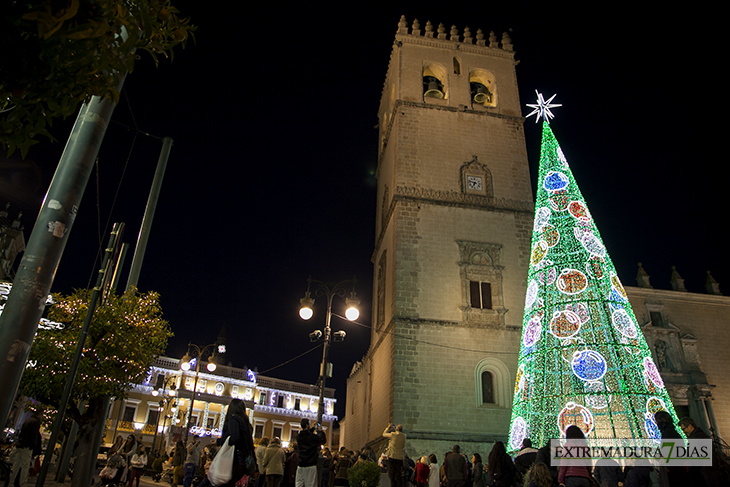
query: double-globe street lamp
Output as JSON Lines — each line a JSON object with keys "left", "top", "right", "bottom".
{"left": 180, "top": 342, "right": 224, "bottom": 439}
{"left": 299, "top": 277, "right": 359, "bottom": 424}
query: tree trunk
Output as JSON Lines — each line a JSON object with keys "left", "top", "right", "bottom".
{"left": 70, "top": 399, "right": 104, "bottom": 487}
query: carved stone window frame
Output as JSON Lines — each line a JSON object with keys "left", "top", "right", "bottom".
{"left": 460, "top": 156, "right": 493, "bottom": 197}
{"left": 457, "top": 240, "right": 506, "bottom": 325}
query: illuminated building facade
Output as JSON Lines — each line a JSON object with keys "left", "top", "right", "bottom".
{"left": 104, "top": 356, "right": 337, "bottom": 451}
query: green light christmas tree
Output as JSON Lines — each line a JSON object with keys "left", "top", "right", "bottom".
{"left": 508, "top": 93, "right": 681, "bottom": 450}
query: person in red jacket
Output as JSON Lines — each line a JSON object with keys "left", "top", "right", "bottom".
{"left": 415, "top": 456, "right": 430, "bottom": 487}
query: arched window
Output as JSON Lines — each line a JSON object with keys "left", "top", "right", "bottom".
{"left": 423, "top": 63, "right": 447, "bottom": 100}
{"left": 481, "top": 371, "right": 494, "bottom": 403}
{"left": 468, "top": 69, "right": 497, "bottom": 107}
{"left": 475, "top": 357, "right": 510, "bottom": 408}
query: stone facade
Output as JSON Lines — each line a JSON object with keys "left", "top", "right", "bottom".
{"left": 626, "top": 279, "right": 729, "bottom": 441}
{"left": 341, "top": 17, "right": 533, "bottom": 456}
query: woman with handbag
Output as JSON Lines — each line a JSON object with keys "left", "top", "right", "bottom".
{"left": 203, "top": 398, "right": 257, "bottom": 487}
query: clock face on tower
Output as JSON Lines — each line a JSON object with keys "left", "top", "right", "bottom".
{"left": 467, "top": 175, "right": 483, "bottom": 191}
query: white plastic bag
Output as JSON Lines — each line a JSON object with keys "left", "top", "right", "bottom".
{"left": 208, "top": 437, "right": 235, "bottom": 486}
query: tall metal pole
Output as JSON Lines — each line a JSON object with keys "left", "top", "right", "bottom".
{"left": 0, "top": 64, "right": 129, "bottom": 428}
{"left": 127, "top": 136, "right": 173, "bottom": 290}
{"left": 35, "top": 223, "right": 124, "bottom": 487}
{"left": 185, "top": 361, "right": 201, "bottom": 439}
{"left": 317, "top": 294, "right": 334, "bottom": 425}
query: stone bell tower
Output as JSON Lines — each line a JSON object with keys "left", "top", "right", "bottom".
{"left": 343, "top": 17, "right": 534, "bottom": 455}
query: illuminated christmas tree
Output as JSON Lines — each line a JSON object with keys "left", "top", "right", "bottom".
{"left": 508, "top": 93, "right": 681, "bottom": 450}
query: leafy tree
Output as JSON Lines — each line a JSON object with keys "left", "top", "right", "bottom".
{"left": 20, "top": 287, "right": 172, "bottom": 487}
{"left": 1, "top": 0, "right": 196, "bottom": 157}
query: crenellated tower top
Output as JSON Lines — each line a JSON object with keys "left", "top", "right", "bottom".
{"left": 395, "top": 15, "right": 513, "bottom": 51}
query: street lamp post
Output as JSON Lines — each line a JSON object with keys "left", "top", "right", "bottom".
{"left": 180, "top": 343, "right": 221, "bottom": 439}
{"left": 299, "top": 277, "right": 359, "bottom": 424}
{"left": 151, "top": 376, "right": 177, "bottom": 453}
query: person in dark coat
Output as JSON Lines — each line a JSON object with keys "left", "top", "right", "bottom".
{"left": 285, "top": 442, "right": 299, "bottom": 487}
{"left": 622, "top": 466, "right": 651, "bottom": 487}
{"left": 679, "top": 417, "right": 730, "bottom": 487}
{"left": 485, "top": 442, "right": 514, "bottom": 487}
{"left": 8, "top": 410, "right": 42, "bottom": 487}
{"left": 535, "top": 442, "right": 559, "bottom": 485}
{"left": 513, "top": 438, "right": 538, "bottom": 486}
{"left": 295, "top": 419, "right": 326, "bottom": 487}
{"left": 654, "top": 411, "right": 690, "bottom": 487}
{"left": 593, "top": 459, "right": 622, "bottom": 487}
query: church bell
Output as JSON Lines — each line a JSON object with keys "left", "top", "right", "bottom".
{"left": 423, "top": 76, "right": 445, "bottom": 99}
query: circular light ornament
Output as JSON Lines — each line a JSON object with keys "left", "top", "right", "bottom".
{"left": 534, "top": 207, "right": 551, "bottom": 231}
{"left": 571, "top": 350, "right": 608, "bottom": 381}
{"left": 611, "top": 308, "right": 638, "bottom": 339}
{"left": 543, "top": 224, "right": 560, "bottom": 247}
{"left": 523, "top": 313, "right": 543, "bottom": 347}
{"left": 558, "top": 402, "right": 594, "bottom": 438}
{"left": 610, "top": 275, "right": 627, "bottom": 301}
{"left": 537, "top": 263, "right": 557, "bottom": 286}
{"left": 510, "top": 417, "right": 529, "bottom": 451}
{"left": 556, "top": 269, "right": 588, "bottom": 295}
{"left": 549, "top": 192, "right": 570, "bottom": 211}
{"left": 586, "top": 256, "right": 605, "bottom": 280}
{"left": 525, "top": 280, "right": 538, "bottom": 309}
{"left": 584, "top": 381, "right": 609, "bottom": 409}
{"left": 643, "top": 357, "right": 665, "bottom": 389}
{"left": 549, "top": 310, "right": 581, "bottom": 338}
{"left": 557, "top": 147, "right": 569, "bottom": 166}
{"left": 644, "top": 412, "right": 662, "bottom": 441}
{"left": 206, "top": 362, "right": 217, "bottom": 372}
{"left": 568, "top": 201, "right": 590, "bottom": 220}
{"left": 531, "top": 241, "right": 549, "bottom": 266}
{"left": 514, "top": 364, "right": 525, "bottom": 396}
{"left": 543, "top": 171, "right": 570, "bottom": 191}
{"left": 565, "top": 302, "right": 590, "bottom": 325}
{"left": 646, "top": 396, "right": 667, "bottom": 416}
{"left": 580, "top": 233, "right": 606, "bottom": 258}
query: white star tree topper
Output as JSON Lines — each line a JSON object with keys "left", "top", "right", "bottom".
{"left": 526, "top": 90, "right": 562, "bottom": 123}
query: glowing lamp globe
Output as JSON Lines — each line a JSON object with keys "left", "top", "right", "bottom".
{"left": 299, "top": 307, "right": 313, "bottom": 320}
{"left": 207, "top": 362, "right": 217, "bottom": 372}
{"left": 345, "top": 295, "right": 360, "bottom": 321}
{"left": 345, "top": 306, "right": 359, "bottom": 321}
{"left": 151, "top": 390, "right": 159, "bottom": 397}
{"left": 181, "top": 362, "right": 191, "bottom": 371}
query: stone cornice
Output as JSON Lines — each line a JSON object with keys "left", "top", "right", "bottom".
{"left": 626, "top": 286, "right": 730, "bottom": 306}
{"left": 396, "top": 33, "right": 516, "bottom": 60}
{"left": 253, "top": 404, "right": 337, "bottom": 423}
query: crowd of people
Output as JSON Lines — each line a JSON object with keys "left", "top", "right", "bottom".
{"left": 377, "top": 419, "right": 730, "bottom": 487}
{"left": 9, "top": 400, "right": 729, "bottom": 487}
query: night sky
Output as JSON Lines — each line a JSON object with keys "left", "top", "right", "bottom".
{"left": 1, "top": 4, "right": 726, "bottom": 420}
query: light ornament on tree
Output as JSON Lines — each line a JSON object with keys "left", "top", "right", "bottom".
{"left": 508, "top": 93, "right": 682, "bottom": 449}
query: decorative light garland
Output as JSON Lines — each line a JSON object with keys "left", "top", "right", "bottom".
{"left": 508, "top": 99, "right": 681, "bottom": 451}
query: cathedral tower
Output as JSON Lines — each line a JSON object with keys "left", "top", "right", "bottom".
{"left": 344, "top": 17, "right": 533, "bottom": 454}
